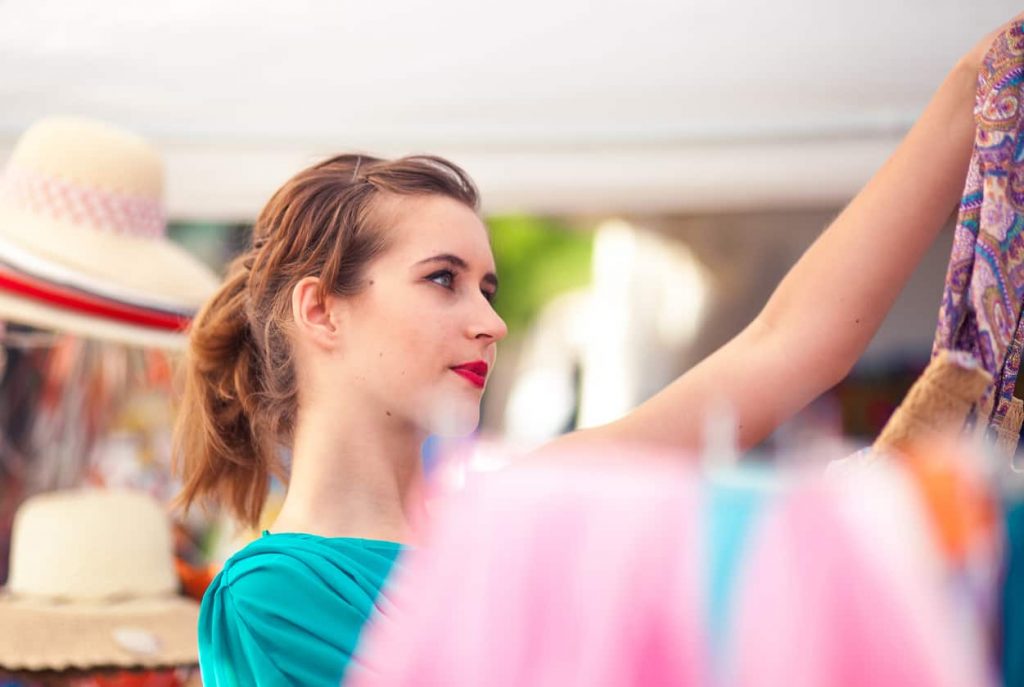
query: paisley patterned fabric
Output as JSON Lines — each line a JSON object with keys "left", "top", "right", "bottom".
{"left": 934, "top": 22, "right": 1024, "bottom": 431}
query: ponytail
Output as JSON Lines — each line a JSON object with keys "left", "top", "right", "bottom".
{"left": 173, "top": 254, "right": 286, "bottom": 528}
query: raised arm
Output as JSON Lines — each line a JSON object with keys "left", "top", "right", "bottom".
{"left": 554, "top": 24, "right": 1009, "bottom": 455}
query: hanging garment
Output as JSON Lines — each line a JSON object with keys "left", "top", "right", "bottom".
{"left": 351, "top": 451, "right": 709, "bottom": 687}
{"left": 352, "top": 446, "right": 997, "bottom": 687}
{"left": 702, "top": 465, "right": 783, "bottom": 682}
{"left": 731, "top": 462, "right": 995, "bottom": 687}
{"left": 933, "top": 23, "right": 1024, "bottom": 435}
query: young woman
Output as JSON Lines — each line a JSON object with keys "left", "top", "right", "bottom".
{"left": 177, "top": 19, "right": 1015, "bottom": 686}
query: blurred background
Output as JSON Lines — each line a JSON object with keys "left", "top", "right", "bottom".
{"left": 0, "top": 0, "right": 1018, "bottom": 570}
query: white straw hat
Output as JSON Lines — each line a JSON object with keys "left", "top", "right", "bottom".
{"left": 0, "top": 117, "right": 221, "bottom": 347}
{"left": 0, "top": 489, "right": 199, "bottom": 671}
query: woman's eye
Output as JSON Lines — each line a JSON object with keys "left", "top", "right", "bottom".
{"left": 483, "top": 289, "right": 496, "bottom": 303}
{"left": 428, "top": 270, "right": 455, "bottom": 289}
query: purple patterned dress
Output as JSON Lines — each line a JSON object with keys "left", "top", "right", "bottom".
{"left": 934, "top": 23, "right": 1024, "bottom": 432}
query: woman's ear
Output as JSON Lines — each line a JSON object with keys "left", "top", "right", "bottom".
{"left": 291, "top": 276, "right": 341, "bottom": 350}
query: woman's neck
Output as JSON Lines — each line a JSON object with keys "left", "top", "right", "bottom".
{"left": 271, "top": 399, "right": 427, "bottom": 544}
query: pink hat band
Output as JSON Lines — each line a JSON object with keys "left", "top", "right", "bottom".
{"left": 0, "top": 165, "right": 166, "bottom": 240}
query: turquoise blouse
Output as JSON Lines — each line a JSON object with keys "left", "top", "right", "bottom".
{"left": 198, "top": 532, "right": 403, "bottom": 686}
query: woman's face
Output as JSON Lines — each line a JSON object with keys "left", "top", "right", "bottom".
{"left": 330, "top": 193, "right": 508, "bottom": 436}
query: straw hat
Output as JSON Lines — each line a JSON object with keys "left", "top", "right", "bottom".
{"left": 0, "top": 489, "right": 200, "bottom": 671}
{"left": 0, "top": 117, "right": 221, "bottom": 348}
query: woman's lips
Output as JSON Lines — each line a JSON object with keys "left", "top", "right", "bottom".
{"left": 451, "top": 361, "right": 488, "bottom": 389}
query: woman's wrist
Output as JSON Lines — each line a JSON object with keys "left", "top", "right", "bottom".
{"left": 929, "top": 57, "right": 979, "bottom": 150}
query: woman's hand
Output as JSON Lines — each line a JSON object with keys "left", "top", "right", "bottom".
{"left": 960, "top": 12, "right": 1024, "bottom": 76}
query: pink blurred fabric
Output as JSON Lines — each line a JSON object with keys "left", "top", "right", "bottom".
{"left": 350, "top": 448, "right": 995, "bottom": 687}
{"left": 350, "top": 451, "right": 708, "bottom": 687}
{"left": 731, "top": 467, "right": 992, "bottom": 687}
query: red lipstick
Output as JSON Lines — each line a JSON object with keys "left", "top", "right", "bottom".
{"left": 451, "top": 360, "right": 488, "bottom": 389}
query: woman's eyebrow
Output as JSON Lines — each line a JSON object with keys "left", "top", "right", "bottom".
{"left": 416, "top": 253, "right": 498, "bottom": 289}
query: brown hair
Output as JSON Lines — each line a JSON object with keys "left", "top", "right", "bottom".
{"left": 173, "top": 154, "right": 479, "bottom": 528}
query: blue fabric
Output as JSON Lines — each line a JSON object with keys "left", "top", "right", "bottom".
{"left": 198, "top": 532, "right": 403, "bottom": 687}
{"left": 703, "top": 466, "right": 782, "bottom": 681}
{"left": 1002, "top": 498, "right": 1024, "bottom": 687}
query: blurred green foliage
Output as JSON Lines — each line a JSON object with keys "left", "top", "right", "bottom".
{"left": 168, "top": 222, "right": 250, "bottom": 275}
{"left": 487, "top": 215, "right": 593, "bottom": 335}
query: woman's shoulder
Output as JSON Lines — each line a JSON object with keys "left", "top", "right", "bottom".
{"left": 198, "top": 533, "right": 404, "bottom": 686}
{"left": 207, "top": 531, "right": 404, "bottom": 602}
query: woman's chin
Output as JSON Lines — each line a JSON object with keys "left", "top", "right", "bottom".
{"left": 421, "top": 399, "right": 481, "bottom": 437}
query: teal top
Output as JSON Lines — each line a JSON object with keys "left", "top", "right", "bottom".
{"left": 197, "top": 531, "right": 404, "bottom": 687}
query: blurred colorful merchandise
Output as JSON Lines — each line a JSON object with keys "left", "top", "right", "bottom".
{"left": 832, "top": 359, "right": 925, "bottom": 439}
{"left": 1001, "top": 491, "right": 1024, "bottom": 686}
{"left": 0, "top": 667, "right": 198, "bottom": 687}
{"left": 0, "top": 116, "right": 225, "bottom": 587}
{"left": 353, "top": 441, "right": 1000, "bottom": 687}
{"left": 0, "top": 334, "right": 223, "bottom": 585}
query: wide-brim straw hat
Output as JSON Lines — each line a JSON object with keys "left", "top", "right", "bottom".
{"left": 0, "top": 489, "right": 200, "bottom": 671}
{"left": 0, "top": 117, "right": 221, "bottom": 349}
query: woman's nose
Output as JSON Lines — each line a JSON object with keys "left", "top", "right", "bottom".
{"left": 470, "top": 300, "right": 508, "bottom": 342}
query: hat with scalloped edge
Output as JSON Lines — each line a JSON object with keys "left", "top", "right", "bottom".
{"left": 0, "top": 489, "right": 199, "bottom": 671}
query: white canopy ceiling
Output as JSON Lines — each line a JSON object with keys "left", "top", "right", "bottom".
{"left": 0, "top": 0, "right": 1016, "bottom": 219}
